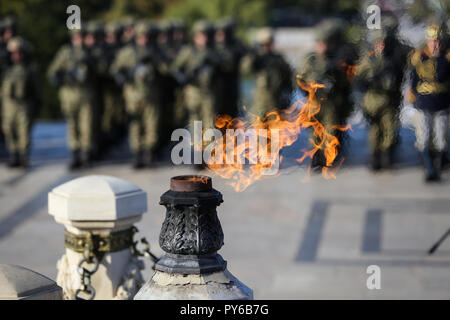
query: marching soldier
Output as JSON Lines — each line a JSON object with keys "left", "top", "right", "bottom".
{"left": 47, "top": 28, "right": 97, "bottom": 169}
{"left": 110, "top": 21, "right": 168, "bottom": 168}
{"left": 299, "top": 19, "right": 356, "bottom": 169}
{"left": 214, "top": 18, "right": 246, "bottom": 117}
{"left": 1, "top": 37, "right": 40, "bottom": 168}
{"left": 408, "top": 23, "right": 450, "bottom": 182}
{"left": 103, "top": 21, "right": 126, "bottom": 145}
{"left": 241, "top": 28, "right": 293, "bottom": 118}
{"left": 172, "top": 20, "right": 220, "bottom": 130}
{"left": 355, "top": 26, "right": 409, "bottom": 171}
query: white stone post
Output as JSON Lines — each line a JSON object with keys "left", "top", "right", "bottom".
{"left": 0, "top": 264, "right": 63, "bottom": 300}
{"left": 48, "top": 175, "right": 148, "bottom": 300}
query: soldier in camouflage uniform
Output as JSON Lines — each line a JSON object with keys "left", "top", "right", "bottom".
{"left": 408, "top": 23, "right": 450, "bottom": 182}
{"left": 355, "top": 26, "right": 409, "bottom": 171}
{"left": 299, "top": 19, "right": 356, "bottom": 169}
{"left": 47, "top": 28, "right": 97, "bottom": 169}
{"left": 241, "top": 28, "right": 293, "bottom": 118}
{"left": 169, "top": 19, "right": 188, "bottom": 129}
{"left": 1, "top": 37, "right": 40, "bottom": 168}
{"left": 103, "top": 21, "right": 126, "bottom": 146}
{"left": 214, "top": 18, "right": 246, "bottom": 118}
{"left": 84, "top": 21, "right": 108, "bottom": 155}
{"left": 0, "top": 16, "right": 19, "bottom": 152}
{"left": 157, "top": 20, "right": 178, "bottom": 149}
{"left": 172, "top": 20, "right": 220, "bottom": 131}
{"left": 111, "top": 21, "right": 168, "bottom": 168}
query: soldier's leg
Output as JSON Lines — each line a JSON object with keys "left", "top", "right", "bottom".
{"left": 16, "top": 106, "right": 31, "bottom": 168}
{"left": 2, "top": 103, "right": 20, "bottom": 167}
{"left": 379, "top": 108, "right": 397, "bottom": 168}
{"left": 79, "top": 101, "right": 93, "bottom": 167}
{"left": 200, "top": 94, "right": 214, "bottom": 130}
{"left": 128, "top": 112, "right": 145, "bottom": 169}
{"left": 431, "top": 110, "right": 449, "bottom": 173}
{"left": 415, "top": 109, "right": 437, "bottom": 181}
{"left": 143, "top": 103, "right": 159, "bottom": 166}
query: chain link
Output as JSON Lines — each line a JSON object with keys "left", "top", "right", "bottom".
{"left": 131, "top": 227, "right": 159, "bottom": 270}
{"left": 73, "top": 228, "right": 159, "bottom": 300}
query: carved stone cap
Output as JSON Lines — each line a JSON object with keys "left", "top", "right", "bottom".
{"left": 48, "top": 175, "right": 147, "bottom": 223}
{"left": 0, "top": 264, "right": 62, "bottom": 300}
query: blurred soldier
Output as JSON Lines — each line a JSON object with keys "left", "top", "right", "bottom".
{"left": 172, "top": 20, "right": 220, "bottom": 130}
{"left": 355, "top": 27, "right": 409, "bottom": 171}
{"left": 47, "top": 28, "right": 97, "bottom": 169}
{"left": 299, "top": 19, "right": 356, "bottom": 169}
{"left": 214, "top": 18, "right": 246, "bottom": 117}
{"left": 1, "top": 37, "right": 40, "bottom": 168}
{"left": 157, "top": 20, "right": 178, "bottom": 149}
{"left": 103, "top": 21, "right": 126, "bottom": 145}
{"left": 120, "top": 16, "right": 135, "bottom": 46}
{"left": 169, "top": 19, "right": 188, "bottom": 129}
{"left": 84, "top": 21, "right": 107, "bottom": 155}
{"left": 2, "top": 16, "right": 18, "bottom": 44}
{"left": 111, "top": 21, "right": 168, "bottom": 168}
{"left": 408, "top": 23, "right": 450, "bottom": 182}
{"left": 171, "top": 19, "right": 187, "bottom": 53}
{"left": 241, "top": 28, "right": 292, "bottom": 118}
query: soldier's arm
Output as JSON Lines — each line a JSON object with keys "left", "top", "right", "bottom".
{"left": 110, "top": 47, "right": 134, "bottom": 85}
{"left": 47, "top": 46, "right": 69, "bottom": 86}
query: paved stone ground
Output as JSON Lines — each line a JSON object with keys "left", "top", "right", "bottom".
{"left": 0, "top": 121, "right": 449, "bottom": 299}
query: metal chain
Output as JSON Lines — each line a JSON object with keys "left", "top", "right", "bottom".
{"left": 73, "top": 228, "right": 159, "bottom": 300}
{"left": 131, "top": 227, "right": 160, "bottom": 270}
{"left": 74, "top": 255, "right": 99, "bottom": 300}
{"left": 74, "top": 232, "right": 100, "bottom": 300}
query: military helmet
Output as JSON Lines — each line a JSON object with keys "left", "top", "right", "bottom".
{"left": 192, "top": 20, "right": 212, "bottom": 34}
{"left": 86, "top": 21, "right": 105, "bottom": 36}
{"left": 105, "top": 21, "right": 123, "bottom": 35}
{"left": 367, "top": 29, "right": 387, "bottom": 43}
{"left": 216, "top": 17, "right": 236, "bottom": 31}
{"left": 256, "top": 27, "right": 274, "bottom": 45}
{"left": 135, "top": 21, "right": 159, "bottom": 38}
{"left": 171, "top": 19, "right": 186, "bottom": 32}
{"left": 316, "top": 18, "right": 345, "bottom": 43}
{"left": 7, "top": 36, "right": 30, "bottom": 53}
{"left": 2, "top": 15, "right": 17, "bottom": 29}
{"left": 158, "top": 20, "right": 172, "bottom": 33}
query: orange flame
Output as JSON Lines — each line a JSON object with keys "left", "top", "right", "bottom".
{"left": 205, "top": 75, "right": 350, "bottom": 192}
{"left": 184, "top": 176, "right": 209, "bottom": 184}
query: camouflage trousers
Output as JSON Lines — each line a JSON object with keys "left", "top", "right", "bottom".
{"left": 251, "top": 88, "right": 277, "bottom": 118}
{"left": 59, "top": 87, "right": 94, "bottom": 152}
{"left": 127, "top": 102, "right": 159, "bottom": 153}
{"left": 102, "top": 89, "right": 125, "bottom": 137}
{"left": 366, "top": 107, "right": 398, "bottom": 153}
{"left": 1, "top": 99, "right": 31, "bottom": 154}
{"left": 363, "top": 92, "right": 399, "bottom": 153}
{"left": 184, "top": 85, "right": 214, "bottom": 130}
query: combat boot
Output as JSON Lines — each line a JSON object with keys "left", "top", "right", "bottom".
{"left": 7, "top": 152, "right": 20, "bottom": 168}
{"left": 370, "top": 152, "right": 382, "bottom": 172}
{"left": 133, "top": 151, "right": 144, "bottom": 169}
{"left": 68, "top": 150, "right": 81, "bottom": 170}
{"left": 143, "top": 149, "right": 155, "bottom": 168}
{"left": 19, "top": 153, "right": 29, "bottom": 169}
{"left": 80, "top": 150, "right": 92, "bottom": 168}
{"left": 422, "top": 150, "right": 440, "bottom": 183}
{"left": 380, "top": 150, "right": 393, "bottom": 169}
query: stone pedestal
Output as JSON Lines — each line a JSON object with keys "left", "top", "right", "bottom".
{"left": 0, "top": 264, "right": 62, "bottom": 300}
{"left": 134, "top": 175, "right": 253, "bottom": 300}
{"left": 48, "top": 175, "right": 148, "bottom": 300}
